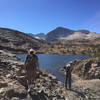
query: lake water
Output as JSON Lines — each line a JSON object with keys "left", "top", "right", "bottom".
{"left": 16, "top": 54, "right": 89, "bottom": 83}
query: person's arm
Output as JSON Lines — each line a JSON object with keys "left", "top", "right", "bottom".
{"left": 36, "top": 57, "right": 39, "bottom": 69}
{"left": 70, "top": 65, "right": 73, "bottom": 72}
{"left": 24, "top": 55, "right": 29, "bottom": 71}
{"left": 35, "top": 56, "right": 41, "bottom": 72}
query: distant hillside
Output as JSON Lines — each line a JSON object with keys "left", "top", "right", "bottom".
{"left": 0, "top": 28, "right": 46, "bottom": 53}
{"left": 1, "top": 27, "right": 100, "bottom": 54}
{"left": 42, "top": 27, "right": 100, "bottom": 43}
{"left": 60, "top": 31, "right": 100, "bottom": 41}
{"left": 35, "top": 33, "right": 46, "bottom": 40}
{"left": 28, "top": 27, "right": 100, "bottom": 43}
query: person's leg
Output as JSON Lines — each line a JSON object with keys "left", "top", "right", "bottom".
{"left": 68, "top": 75, "right": 72, "bottom": 90}
{"left": 30, "top": 71, "right": 35, "bottom": 87}
{"left": 65, "top": 76, "right": 68, "bottom": 89}
{"left": 31, "top": 73, "right": 35, "bottom": 85}
{"left": 27, "top": 72, "right": 32, "bottom": 90}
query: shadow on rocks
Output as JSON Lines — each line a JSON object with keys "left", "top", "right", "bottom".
{"left": 69, "top": 89, "right": 86, "bottom": 99}
{"left": 28, "top": 90, "right": 49, "bottom": 100}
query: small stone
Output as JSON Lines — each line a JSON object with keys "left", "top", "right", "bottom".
{"left": 6, "top": 74, "right": 11, "bottom": 78}
{"left": 11, "top": 97, "right": 19, "bottom": 100}
{"left": 0, "top": 88, "right": 6, "bottom": 94}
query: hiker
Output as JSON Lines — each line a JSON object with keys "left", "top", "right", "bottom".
{"left": 24, "top": 48, "right": 40, "bottom": 91}
{"left": 65, "top": 62, "right": 73, "bottom": 90}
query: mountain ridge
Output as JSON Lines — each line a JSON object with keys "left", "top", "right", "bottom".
{"left": 29, "top": 27, "right": 100, "bottom": 43}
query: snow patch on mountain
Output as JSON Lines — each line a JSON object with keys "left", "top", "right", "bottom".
{"left": 28, "top": 33, "right": 46, "bottom": 40}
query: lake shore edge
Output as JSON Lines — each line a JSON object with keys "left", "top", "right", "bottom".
{"left": 0, "top": 50, "right": 68, "bottom": 100}
{"left": 60, "top": 58, "right": 100, "bottom": 99}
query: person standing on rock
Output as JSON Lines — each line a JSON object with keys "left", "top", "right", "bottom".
{"left": 65, "top": 62, "right": 73, "bottom": 90}
{"left": 24, "top": 48, "right": 40, "bottom": 92}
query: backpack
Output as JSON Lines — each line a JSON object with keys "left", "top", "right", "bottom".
{"left": 25, "top": 54, "right": 37, "bottom": 70}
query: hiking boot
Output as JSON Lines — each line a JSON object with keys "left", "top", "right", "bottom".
{"left": 69, "top": 88, "right": 72, "bottom": 91}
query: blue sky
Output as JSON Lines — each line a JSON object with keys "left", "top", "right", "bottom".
{"left": 0, "top": 0, "right": 100, "bottom": 34}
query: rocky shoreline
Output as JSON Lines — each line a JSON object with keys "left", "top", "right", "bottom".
{"left": 60, "top": 58, "right": 100, "bottom": 100}
{"left": 0, "top": 50, "right": 100, "bottom": 100}
{"left": 0, "top": 50, "right": 68, "bottom": 100}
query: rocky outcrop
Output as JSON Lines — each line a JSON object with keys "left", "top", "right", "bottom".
{"left": 0, "top": 50, "right": 67, "bottom": 100}
{"left": 1, "top": 50, "right": 100, "bottom": 100}
{"left": 72, "top": 58, "right": 100, "bottom": 79}
{"left": 60, "top": 58, "right": 100, "bottom": 100}
{"left": 60, "top": 58, "right": 100, "bottom": 80}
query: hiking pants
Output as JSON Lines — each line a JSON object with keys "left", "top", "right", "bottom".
{"left": 65, "top": 74, "right": 72, "bottom": 89}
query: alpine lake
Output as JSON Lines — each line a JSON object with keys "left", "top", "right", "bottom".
{"left": 16, "top": 54, "right": 89, "bottom": 82}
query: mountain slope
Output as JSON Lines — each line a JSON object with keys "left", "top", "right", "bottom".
{"left": 28, "top": 27, "right": 100, "bottom": 43}
{"left": 45, "top": 27, "right": 74, "bottom": 42}
{"left": 45, "top": 27, "right": 100, "bottom": 43}
{"left": 0, "top": 28, "right": 46, "bottom": 53}
{"left": 60, "top": 32, "right": 100, "bottom": 42}
{"left": 35, "top": 33, "right": 46, "bottom": 40}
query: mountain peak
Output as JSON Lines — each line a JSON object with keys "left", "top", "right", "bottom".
{"left": 55, "top": 27, "right": 72, "bottom": 31}
{"left": 36, "top": 33, "right": 45, "bottom": 35}
{"left": 46, "top": 27, "right": 74, "bottom": 42}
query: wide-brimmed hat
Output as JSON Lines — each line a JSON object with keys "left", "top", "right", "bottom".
{"left": 29, "top": 48, "right": 34, "bottom": 52}
{"left": 28, "top": 48, "right": 36, "bottom": 54}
